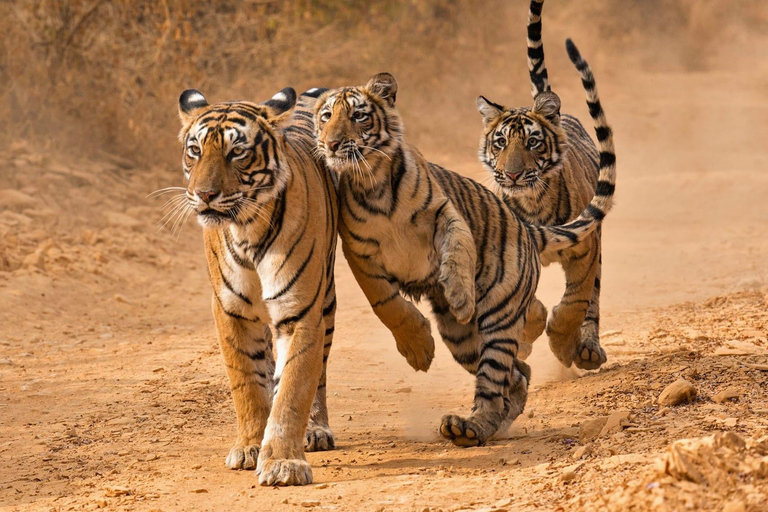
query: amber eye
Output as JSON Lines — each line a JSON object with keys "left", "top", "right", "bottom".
{"left": 232, "top": 147, "right": 244, "bottom": 155}
{"left": 320, "top": 111, "right": 331, "bottom": 123}
{"left": 188, "top": 146, "right": 201, "bottom": 157}
{"left": 528, "top": 138, "right": 541, "bottom": 150}
{"left": 352, "top": 110, "right": 366, "bottom": 121}
{"left": 493, "top": 137, "right": 505, "bottom": 150}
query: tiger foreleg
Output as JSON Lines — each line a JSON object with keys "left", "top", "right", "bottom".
{"left": 257, "top": 318, "right": 324, "bottom": 486}
{"left": 342, "top": 244, "right": 435, "bottom": 372}
{"left": 520, "top": 297, "right": 547, "bottom": 360}
{"left": 212, "top": 299, "right": 274, "bottom": 471}
{"left": 435, "top": 202, "right": 477, "bottom": 325}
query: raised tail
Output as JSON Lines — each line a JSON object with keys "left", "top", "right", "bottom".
{"left": 527, "top": 0, "right": 550, "bottom": 98}
{"left": 529, "top": 39, "right": 616, "bottom": 257}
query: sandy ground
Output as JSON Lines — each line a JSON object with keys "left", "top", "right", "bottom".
{"left": 2, "top": 69, "right": 768, "bottom": 511}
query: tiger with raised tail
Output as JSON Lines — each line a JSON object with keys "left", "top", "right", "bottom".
{"left": 475, "top": 0, "right": 612, "bottom": 370}
{"left": 175, "top": 87, "right": 344, "bottom": 486}
{"left": 314, "top": 49, "right": 616, "bottom": 446}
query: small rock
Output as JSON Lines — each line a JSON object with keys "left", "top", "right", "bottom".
{"left": 723, "top": 418, "right": 738, "bottom": 428}
{"left": 722, "top": 501, "right": 746, "bottom": 512}
{"left": 599, "top": 410, "right": 631, "bottom": 437}
{"left": 314, "top": 483, "right": 328, "bottom": 489}
{"left": 572, "top": 444, "right": 592, "bottom": 460}
{"left": 0, "top": 358, "right": 12, "bottom": 365}
{"left": 712, "top": 388, "right": 740, "bottom": 403}
{"left": 104, "top": 486, "right": 131, "bottom": 497}
{"left": 658, "top": 378, "right": 697, "bottom": 406}
{"left": 190, "top": 488, "right": 208, "bottom": 493}
{"left": 301, "top": 500, "right": 320, "bottom": 507}
{"left": 579, "top": 417, "right": 608, "bottom": 442}
{"left": 394, "top": 387, "right": 412, "bottom": 394}
{"left": 558, "top": 462, "right": 583, "bottom": 482}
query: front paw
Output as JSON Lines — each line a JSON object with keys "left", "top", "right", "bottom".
{"left": 305, "top": 424, "right": 335, "bottom": 452}
{"left": 439, "top": 414, "right": 485, "bottom": 447}
{"left": 394, "top": 313, "right": 435, "bottom": 372}
{"left": 225, "top": 443, "right": 259, "bottom": 470}
{"left": 441, "top": 273, "right": 475, "bottom": 325}
{"left": 257, "top": 457, "right": 313, "bottom": 486}
{"left": 573, "top": 337, "right": 607, "bottom": 370}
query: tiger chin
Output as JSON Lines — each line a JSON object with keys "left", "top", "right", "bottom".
{"left": 176, "top": 86, "right": 340, "bottom": 486}
{"left": 313, "top": 64, "right": 615, "bottom": 447}
{"left": 474, "top": 0, "right": 612, "bottom": 371}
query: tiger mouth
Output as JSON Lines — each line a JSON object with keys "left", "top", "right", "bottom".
{"left": 198, "top": 208, "right": 233, "bottom": 223}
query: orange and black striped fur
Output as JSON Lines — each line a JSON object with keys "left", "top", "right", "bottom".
{"left": 314, "top": 70, "right": 615, "bottom": 447}
{"left": 476, "top": 0, "right": 613, "bottom": 370}
{"left": 176, "top": 87, "right": 339, "bottom": 486}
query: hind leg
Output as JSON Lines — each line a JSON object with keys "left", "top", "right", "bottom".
{"left": 576, "top": 247, "right": 606, "bottom": 370}
{"left": 546, "top": 233, "right": 603, "bottom": 369}
{"left": 438, "top": 297, "right": 530, "bottom": 447}
{"left": 305, "top": 284, "right": 336, "bottom": 452}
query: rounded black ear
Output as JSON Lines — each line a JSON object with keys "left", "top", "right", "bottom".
{"left": 365, "top": 72, "right": 398, "bottom": 106}
{"left": 532, "top": 91, "right": 561, "bottom": 123}
{"left": 179, "top": 89, "right": 209, "bottom": 114}
{"left": 179, "top": 89, "right": 209, "bottom": 125}
{"left": 263, "top": 87, "right": 297, "bottom": 116}
{"left": 476, "top": 95, "right": 504, "bottom": 125}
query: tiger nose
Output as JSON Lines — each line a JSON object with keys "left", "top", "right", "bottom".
{"left": 328, "top": 140, "right": 341, "bottom": 152}
{"left": 196, "top": 189, "right": 220, "bottom": 204}
{"left": 505, "top": 170, "right": 523, "bottom": 181}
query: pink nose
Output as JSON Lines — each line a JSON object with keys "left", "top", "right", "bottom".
{"left": 196, "top": 189, "right": 219, "bottom": 203}
{"left": 505, "top": 171, "right": 523, "bottom": 181}
{"left": 328, "top": 140, "right": 341, "bottom": 152}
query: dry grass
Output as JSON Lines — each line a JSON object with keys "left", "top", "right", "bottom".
{"left": 2, "top": 0, "right": 766, "bottom": 167}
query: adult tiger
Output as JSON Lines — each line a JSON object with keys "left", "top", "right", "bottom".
{"left": 175, "top": 87, "right": 344, "bottom": 486}
{"left": 475, "top": 0, "right": 610, "bottom": 370}
{"left": 314, "top": 41, "right": 615, "bottom": 446}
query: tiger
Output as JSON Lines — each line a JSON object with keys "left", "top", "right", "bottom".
{"left": 313, "top": 44, "right": 615, "bottom": 447}
{"left": 475, "top": 0, "right": 611, "bottom": 370}
{"left": 175, "top": 86, "right": 344, "bottom": 486}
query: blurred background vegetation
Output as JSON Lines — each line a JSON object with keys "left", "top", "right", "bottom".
{"left": 2, "top": 0, "right": 767, "bottom": 167}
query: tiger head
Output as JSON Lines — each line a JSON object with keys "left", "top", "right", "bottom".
{"left": 476, "top": 92, "right": 567, "bottom": 196}
{"left": 177, "top": 88, "right": 296, "bottom": 228}
{"left": 314, "top": 73, "right": 403, "bottom": 182}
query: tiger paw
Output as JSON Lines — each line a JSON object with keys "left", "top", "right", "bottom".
{"left": 304, "top": 424, "right": 335, "bottom": 452}
{"left": 225, "top": 443, "right": 259, "bottom": 470}
{"left": 441, "top": 272, "right": 475, "bottom": 325}
{"left": 439, "top": 414, "right": 487, "bottom": 447}
{"left": 257, "top": 457, "right": 313, "bottom": 486}
{"left": 573, "top": 337, "right": 606, "bottom": 370}
{"left": 394, "top": 312, "right": 435, "bottom": 372}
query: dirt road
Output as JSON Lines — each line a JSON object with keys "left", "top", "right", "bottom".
{"left": 1, "top": 68, "right": 767, "bottom": 511}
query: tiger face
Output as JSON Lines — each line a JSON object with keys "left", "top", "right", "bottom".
{"left": 315, "top": 73, "right": 402, "bottom": 179}
{"left": 477, "top": 92, "right": 566, "bottom": 196}
{"left": 177, "top": 88, "right": 296, "bottom": 228}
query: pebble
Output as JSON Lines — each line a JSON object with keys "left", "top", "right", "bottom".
{"left": 579, "top": 417, "right": 607, "bottom": 441}
{"left": 722, "top": 500, "right": 746, "bottom": 512}
{"left": 572, "top": 444, "right": 592, "bottom": 460}
{"left": 599, "top": 410, "right": 631, "bottom": 436}
{"left": 658, "top": 378, "right": 697, "bottom": 406}
{"left": 712, "top": 388, "right": 740, "bottom": 403}
{"left": 301, "top": 500, "right": 320, "bottom": 507}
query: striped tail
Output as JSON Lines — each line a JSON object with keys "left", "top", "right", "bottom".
{"left": 529, "top": 39, "right": 617, "bottom": 257}
{"left": 527, "top": 0, "right": 550, "bottom": 98}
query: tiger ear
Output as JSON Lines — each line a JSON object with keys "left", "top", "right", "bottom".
{"left": 365, "top": 72, "right": 398, "bottom": 106}
{"left": 532, "top": 91, "right": 561, "bottom": 124}
{"left": 262, "top": 87, "right": 297, "bottom": 128}
{"left": 179, "top": 89, "right": 209, "bottom": 126}
{"left": 476, "top": 96, "right": 503, "bottom": 126}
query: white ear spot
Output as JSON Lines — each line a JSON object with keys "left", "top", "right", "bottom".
{"left": 272, "top": 92, "right": 287, "bottom": 102}
{"left": 306, "top": 88, "right": 318, "bottom": 94}
{"left": 188, "top": 92, "right": 206, "bottom": 104}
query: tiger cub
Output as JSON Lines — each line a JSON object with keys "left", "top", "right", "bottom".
{"left": 476, "top": 0, "right": 611, "bottom": 370}
{"left": 176, "top": 87, "right": 341, "bottom": 486}
{"left": 314, "top": 42, "right": 615, "bottom": 446}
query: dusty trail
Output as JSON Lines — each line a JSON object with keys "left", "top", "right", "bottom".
{"left": 1, "top": 69, "right": 768, "bottom": 511}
